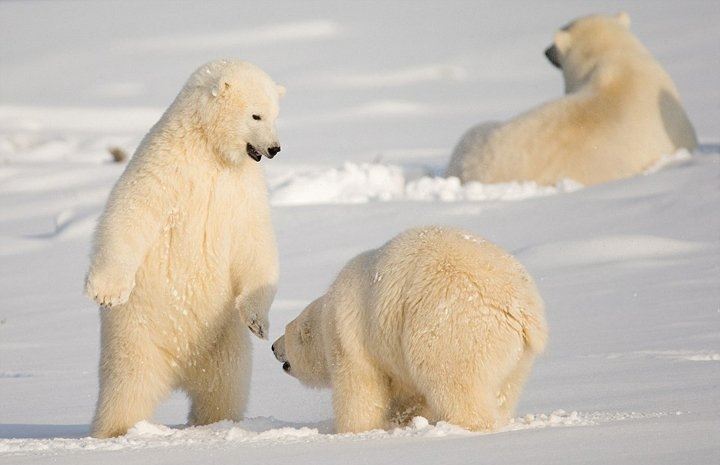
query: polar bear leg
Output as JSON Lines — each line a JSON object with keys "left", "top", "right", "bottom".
{"left": 497, "top": 352, "right": 534, "bottom": 423}
{"left": 185, "top": 315, "right": 251, "bottom": 426}
{"left": 388, "top": 382, "right": 433, "bottom": 426}
{"left": 407, "top": 331, "right": 501, "bottom": 431}
{"left": 92, "top": 321, "right": 174, "bottom": 438}
{"left": 332, "top": 358, "right": 391, "bottom": 433}
{"left": 419, "top": 371, "right": 499, "bottom": 432}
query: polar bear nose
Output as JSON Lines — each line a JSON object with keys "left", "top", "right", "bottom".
{"left": 267, "top": 146, "right": 281, "bottom": 158}
{"left": 544, "top": 45, "right": 561, "bottom": 69}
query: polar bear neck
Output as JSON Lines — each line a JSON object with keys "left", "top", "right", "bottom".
{"left": 562, "top": 30, "right": 657, "bottom": 96}
{"left": 141, "top": 97, "right": 259, "bottom": 175}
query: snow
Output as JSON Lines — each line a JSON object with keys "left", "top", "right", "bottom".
{"left": 0, "top": 410, "right": 675, "bottom": 456}
{"left": 270, "top": 162, "right": 583, "bottom": 205}
{"left": 1, "top": 1, "right": 719, "bottom": 464}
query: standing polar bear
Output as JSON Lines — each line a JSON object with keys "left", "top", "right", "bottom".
{"left": 447, "top": 13, "right": 697, "bottom": 186}
{"left": 85, "top": 59, "right": 285, "bottom": 438}
{"left": 272, "top": 227, "right": 547, "bottom": 433}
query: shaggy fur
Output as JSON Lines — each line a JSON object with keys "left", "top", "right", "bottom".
{"left": 85, "top": 59, "right": 284, "bottom": 438}
{"left": 446, "top": 13, "right": 697, "bottom": 186}
{"left": 273, "top": 226, "right": 547, "bottom": 433}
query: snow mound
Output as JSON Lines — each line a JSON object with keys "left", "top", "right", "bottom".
{"left": 270, "top": 148, "right": 696, "bottom": 206}
{"left": 0, "top": 410, "right": 669, "bottom": 456}
{"left": 270, "top": 162, "right": 582, "bottom": 205}
{"left": 504, "top": 410, "right": 668, "bottom": 431}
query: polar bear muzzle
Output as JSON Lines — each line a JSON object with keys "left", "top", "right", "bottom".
{"left": 271, "top": 337, "right": 287, "bottom": 362}
{"left": 246, "top": 143, "right": 281, "bottom": 162}
{"left": 272, "top": 336, "right": 293, "bottom": 373}
{"left": 544, "top": 44, "right": 561, "bottom": 69}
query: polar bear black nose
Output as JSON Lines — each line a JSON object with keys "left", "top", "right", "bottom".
{"left": 544, "top": 45, "right": 561, "bottom": 69}
{"left": 267, "top": 146, "right": 281, "bottom": 158}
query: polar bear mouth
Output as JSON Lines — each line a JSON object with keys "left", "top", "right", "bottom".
{"left": 246, "top": 143, "right": 262, "bottom": 162}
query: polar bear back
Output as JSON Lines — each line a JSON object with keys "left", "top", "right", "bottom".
{"left": 331, "top": 227, "right": 546, "bottom": 380}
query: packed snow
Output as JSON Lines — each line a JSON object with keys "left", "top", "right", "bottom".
{"left": 0, "top": 410, "right": 674, "bottom": 456}
{"left": 270, "top": 161, "right": 584, "bottom": 205}
{"left": 1, "top": 1, "right": 718, "bottom": 465}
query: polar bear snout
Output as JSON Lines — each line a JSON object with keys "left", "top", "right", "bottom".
{"left": 272, "top": 336, "right": 293, "bottom": 373}
{"left": 544, "top": 44, "right": 561, "bottom": 69}
{"left": 272, "top": 336, "right": 287, "bottom": 362}
{"left": 246, "top": 143, "right": 281, "bottom": 161}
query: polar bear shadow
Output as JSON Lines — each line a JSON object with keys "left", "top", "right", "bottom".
{"left": 0, "top": 417, "right": 334, "bottom": 440}
{"left": 659, "top": 89, "right": 697, "bottom": 151}
{"left": 0, "top": 423, "right": 89, "bottom": 439}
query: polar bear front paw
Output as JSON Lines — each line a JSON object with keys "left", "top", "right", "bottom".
{"left": 85, "top": 269, "right": 135, "bottom": 309}
{"left": 244, "top": 313, "right": 269, "bottom": 340}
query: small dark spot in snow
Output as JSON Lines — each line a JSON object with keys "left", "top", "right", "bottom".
{"left": 108, "top": 146, "right": 128, "bottom": 163}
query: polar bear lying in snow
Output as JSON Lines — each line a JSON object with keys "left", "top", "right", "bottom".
{"left": 447, "top": 13, "right": 697, "bottom": 186}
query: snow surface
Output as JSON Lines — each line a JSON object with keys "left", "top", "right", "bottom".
{"left": 1, "top": 1, "right": 719, "bottom": 464}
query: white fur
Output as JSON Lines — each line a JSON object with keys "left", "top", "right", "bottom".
{"left": 447, "top": 13, "right": 697, "bottom": 186}
{"left": 85, "top": 59, "right": 283, "bottom": 438}
{"left": 273, "top": 226, "right": 547, "bottom": 433}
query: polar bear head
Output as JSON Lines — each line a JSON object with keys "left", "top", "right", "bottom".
{"left": 272, "top": 298, "right": 331, "bottom": 388}
{"left": 544, "top": 13, "right": 644, "bottom": 92}
{"left": 181, "top": 59, "right": 286, "bottom": 164}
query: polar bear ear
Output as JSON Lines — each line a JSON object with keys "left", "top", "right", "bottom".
{"left": 276, "top": 84, "right": 286, "bottom": 98}
{"left": 211, "top": 80, "right": 232, "bottom": 98}
{"left": 554, "top": 30, "right": 571, "bottom": 52}
{"left": 616, "top": 12, "right": 631, "bottom": 29}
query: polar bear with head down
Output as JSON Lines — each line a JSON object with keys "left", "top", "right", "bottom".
{"left": 273, "top": 227, "right": 547, "bottom": 433}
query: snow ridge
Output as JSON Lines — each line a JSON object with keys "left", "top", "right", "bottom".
{"left": 270, "top": 162, "right": 583, "bottom": 205}
{"left": 0, "top": 410, "right": 671, "bottom": 456}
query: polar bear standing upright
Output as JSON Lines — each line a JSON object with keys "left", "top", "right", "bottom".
{"left": 273, "top": 227, "right": 547, "bottom": 433}
{"left": 85, "top": 59, "right": 285, "bottom": 438}
{"left": 447, "top": 13, "right": 697, "bottom": 186}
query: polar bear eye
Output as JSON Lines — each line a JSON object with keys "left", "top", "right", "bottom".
{"left": 252, "top": 114, "right": 262, "bottom": 121}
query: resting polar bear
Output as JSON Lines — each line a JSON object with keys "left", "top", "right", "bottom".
{"left": 85, "top": 59, "right": 285, "bottom": 438}
{"left": 447, "top": 13, "right": 697, "bottom": 186}
{"left": 272, "top": 227, "right": 547, "bottom": 433}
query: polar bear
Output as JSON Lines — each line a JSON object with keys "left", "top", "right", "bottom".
{"left": 272, "top": 226, "right": 547, "bottom": 433}
{"left": 446, "top": 13, "right": 697, "bottom": 186}
{"left": 85, "top": 59, "right": 285, "bottom": 438}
